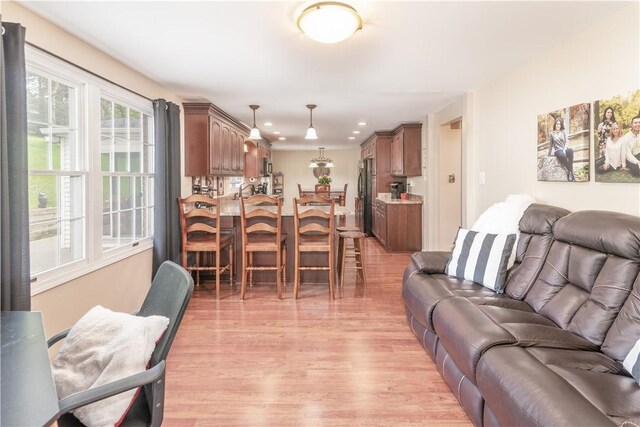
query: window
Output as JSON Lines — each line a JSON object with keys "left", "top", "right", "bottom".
{"left": 26, "top": 48, "right": 154, "bottom": 293}
{"left": 100, "top": 97, "right": 154, "bottom": 251}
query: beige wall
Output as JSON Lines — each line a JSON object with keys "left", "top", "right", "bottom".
{"left": 4, "top": 1, "right": 183, "bottom": 334}
{"left": 470, "top": 4, "right": 639, "bottom": 217}
{"left": 271, "top": 149, "right": 360, "bottom": 212}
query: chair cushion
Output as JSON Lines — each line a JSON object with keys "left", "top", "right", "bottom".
{"left": 52, "top": 305, "right": 168, "bottom": 427}
{"left": 446, "top": 228, "right": 516, "bottom": 292}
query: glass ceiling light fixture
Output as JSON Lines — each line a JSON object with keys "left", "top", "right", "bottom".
{"left": 308, "top": 147, "right": 334, "bottom": 168}
{"left": 248, "top": 105, "right": 261, "bottom": 139}
{"left": 297, "top": 2, "right": 363, "bottom": 44}
{"left": 305, "top": 104, "right": 318, "bottom": 140}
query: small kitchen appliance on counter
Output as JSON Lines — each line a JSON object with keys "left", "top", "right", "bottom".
{"left": 390, "top": 182, "right": 404, "bottom": 200}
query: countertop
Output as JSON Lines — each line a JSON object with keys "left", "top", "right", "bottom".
{"left": 194, "top": 198, "right": 350, "bottom": 216}
{"left": 376, "top": 193, "right": 423, "bottom": 205}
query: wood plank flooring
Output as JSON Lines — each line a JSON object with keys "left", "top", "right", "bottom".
{"left": 164, "top": 234, "right": 471, "bottom": 426}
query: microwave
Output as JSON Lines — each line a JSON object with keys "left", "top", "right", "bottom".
{"left": 263, "top": 158, "right": 272, "bottom": 176}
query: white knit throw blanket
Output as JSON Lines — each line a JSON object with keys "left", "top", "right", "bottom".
{"left": 52, "top": 305, "right": 169, "bottom": 427}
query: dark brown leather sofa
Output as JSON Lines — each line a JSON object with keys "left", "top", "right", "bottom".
{"left": 402, "top": 204, "right": 640, "bottom": 426}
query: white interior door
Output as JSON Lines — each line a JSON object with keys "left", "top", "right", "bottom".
{"left": 438, "top": 121, "right": 462, "bottom": 250}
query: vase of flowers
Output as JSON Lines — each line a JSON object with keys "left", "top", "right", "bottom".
{"left": 315, "top": 175, "right": 331, "bottom": 193}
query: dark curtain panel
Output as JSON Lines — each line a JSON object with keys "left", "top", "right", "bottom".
{"left": 152, "top": 99, "right": 182, "bottom": 275}
{"left": 0, "top": 20, "right": 31, "bottom": 311}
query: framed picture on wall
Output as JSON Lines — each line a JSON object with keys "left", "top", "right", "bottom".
{"left": 537, "top": 103, "right": 590, "bottom": 182}
{"left": 593, "top": 90, "right": 640, "bottom": 183}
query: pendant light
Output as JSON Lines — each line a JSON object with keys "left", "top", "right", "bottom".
{"left": 308, "top": 147, "right": 333, "bottom": 168}
{"left": 305, "top": 104, "right": 318, "bottom": 140}
{"left": 249, "top": 105, "right": 261, "bottom": 139}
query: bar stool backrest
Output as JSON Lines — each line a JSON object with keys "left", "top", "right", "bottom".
{"left": 177, "top": 194, "right": 222, "bottom": 249}
{"left": 293, "top": 195, "right": 335, "bottom": 240}
{"left": 240, "top": 195, "right": 282, "bottom": 246}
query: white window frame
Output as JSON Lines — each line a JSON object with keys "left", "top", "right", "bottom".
{"left": 27, "top": 47, "right": 154, "bottom": 295}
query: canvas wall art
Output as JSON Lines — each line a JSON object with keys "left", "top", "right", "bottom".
{"left": 594, "top": 90, "right": 640, "bottom": 183}
{"left": 537, "top": 103, "right": 590, "bottom": 182}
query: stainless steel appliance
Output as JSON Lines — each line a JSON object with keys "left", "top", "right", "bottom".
{"left": 357, "top": 158, "right": 374, "bottom": 235}
{"left": 390, "top": 182, "right": 404, "bottom": 200}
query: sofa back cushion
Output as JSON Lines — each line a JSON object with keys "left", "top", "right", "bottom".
{"left": 503, "top": 204, "right": 570, "bottom": 300}
{"left": 602, "top": 274, "right": 640, "bottom": 362}
{"left": 524, "top": 210, "right": 640, "bottom": 346}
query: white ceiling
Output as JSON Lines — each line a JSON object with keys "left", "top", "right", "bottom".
{"left": 19, "top": 1, "right": 620, "bottom": 151}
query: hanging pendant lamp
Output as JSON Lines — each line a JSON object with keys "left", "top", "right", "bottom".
{"left": 305, "top": 104, "right": 318, "bottom": 140}
{"left": 249, "top": 105, "right": 261, "bottom": 139}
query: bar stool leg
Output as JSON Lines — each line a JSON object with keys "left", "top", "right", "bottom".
{"left": 282, "top": 244, "right": 287, "bottom": 289}
{"left": 340, "top": 236, "right": 347, "bottom": 288}
{"left": 229, "top": 243, "right": 233, "bottom": 287}
{"left": 356, "top": 236, "right": 367, "bottom": 287}
{"left": 276, "top": 247, "right": 282, "bottom": 300}
{"left": 215, "top": 250, "right": 221, "bottom": 300}
{"left": 294, "top": 249, "right": 300, "bottom": 299}
{"left": 329, "top": 249, "right": 335, "bottom": 300}
{"left": 337, "top": 235, "right": 343, "bottom": 285}
{"left": 249, "top": 252, "right": 254, "bottom": 287}
{"left": 241, "top": 248, "right": 247, "bottom": 299}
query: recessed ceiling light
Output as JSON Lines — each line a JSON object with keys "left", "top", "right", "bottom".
{"left": 358, "top": 122, "right": 367, "bottom": 126}
{"left": 278, "top": 137, "right": 286, "bottom": 141}
{"left": 348, "top": 136, "right": 355, "bottom": 140}
{"left": 352, "top": 130, "right": 360, "bottom": 134}
{"left": 273, "top": 131, "right": 281, "bottom": 135}
{"left": 264, "top": 122, "right": 273, "bottom": 126}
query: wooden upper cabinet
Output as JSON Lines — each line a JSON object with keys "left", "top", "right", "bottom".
{"left": 391, "top": 123, "right": 422, "bottom": 177}
{"left": 244, "top": 140, "right": 270, "bottom": 177}
{"left": 183, "top": 102, "right": 254, "bottom": 177}
{"left": 209, "top": 119, "right": 222, "bottom": 175}
{"left": 184, "top": 105, "right": 210, "bottom": 176}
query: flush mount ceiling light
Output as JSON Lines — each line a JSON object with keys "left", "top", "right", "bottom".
{"left": 309, "top": 147, "right": 334, "bottom": 168}
{"left": 297, "top": 2, "right": 363, "bottom": 44}
{"left": 305, "top": 104, "right": 318, "bottom": 140}
{"left": 248, "top": 105, "right": 261, "bottom": 139}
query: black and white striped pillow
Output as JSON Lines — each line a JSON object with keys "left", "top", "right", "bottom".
{"left": 624, "top": 338, "right": 640, "bottom": 385}
{"left": 446, "top": 228, "right": 516, "bottom": 292}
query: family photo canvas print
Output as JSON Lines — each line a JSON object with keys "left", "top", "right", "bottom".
{"left": 594, "top": 90, "right": 640, "bottom": 183}
{"left": 537, "top": 103, "right": 590, "bottom": 182}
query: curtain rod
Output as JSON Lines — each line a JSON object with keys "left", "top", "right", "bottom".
{"left": 26, "top": 41, "right": 153, "bottom": 103}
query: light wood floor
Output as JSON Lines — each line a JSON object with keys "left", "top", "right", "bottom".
{"left": 164, "top": 236, "right": 471, "bottom": 426}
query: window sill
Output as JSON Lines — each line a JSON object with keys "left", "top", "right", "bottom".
{"left": 30, "top": 240, "right": 154, "bottom": 296}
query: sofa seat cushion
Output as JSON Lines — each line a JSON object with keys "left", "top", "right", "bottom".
{"left": 402, "top": 272, "right": 498, "bottom": 331}
{"left": 549, "top": 366, "right": 640, "bottom": 425}
{"left": 433, "top": 297, "right": 601, "bottom": 382}
{"left": 500, "top": 323, "right": 600, "bottom": 351}
{"left": 526, "top": 347, "right": 625, "bottom": 374}
{"left": 467, "top": 296, "right": 534, "bottom": 311}
{"left": 477, "top": 304, "right": 555, "bottom": 326}
{"left": 432, "top": 297, "right": 517, "bottom": 381}
{"left": 477, "top": 346, "right": 618, "bottom": 426}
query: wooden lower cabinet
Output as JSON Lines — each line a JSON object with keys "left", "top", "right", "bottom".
{"left": 373, "top": 200, "right": 421, "bottom": 252}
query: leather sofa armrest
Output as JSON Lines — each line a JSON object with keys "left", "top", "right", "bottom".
{"left": 411, "top": 251, "right": 451, "bottom": 274}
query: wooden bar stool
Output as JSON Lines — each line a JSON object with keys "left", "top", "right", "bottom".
{"left": 338, "top": 231, "right": 367, "bottom": 288}
{"left": 178, "top": 195, "right": 233, "bottom": 300}
{"left": 293, "top": 195, "right": 335, "bottom": 299}
{"left": 336, "top": 226, "right": 359, "bottom": 282}
{"left": 240, "top": 195, "right": 287, "bottom": 299}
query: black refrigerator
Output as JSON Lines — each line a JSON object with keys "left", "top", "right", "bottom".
{"left": 357, "top": 158, "right": 373, "bottom": 235}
